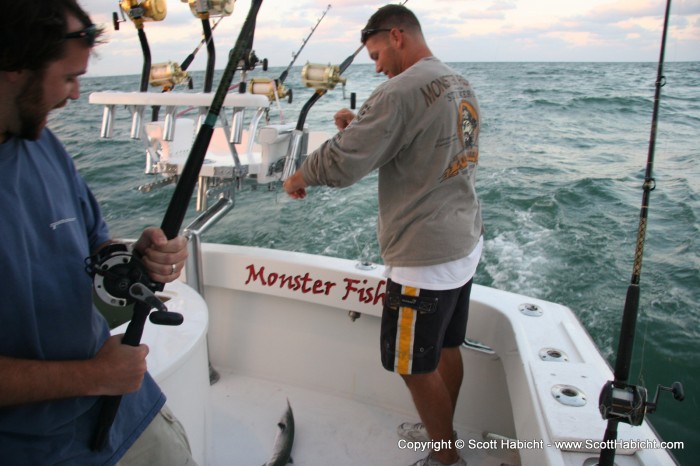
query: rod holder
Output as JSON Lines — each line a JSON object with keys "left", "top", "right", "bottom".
{"left": 281, "top": 129, "right": 304, "bottom": 181}
{"left": 130, "top": 106, "right": 145, "bottom": 139}
{"left": 230, "top": 108, "right": 245, "bottom": 144}
{"left": 163, "top": 105, "right": 177, "bottom": 141}
{"left": 196, "top": 107, "right": 208, "bottom": 132}
{"left": 183, "top": 196, "right": 234, "bottom": 296}
{"left": 100, "top": 105, "right": 116, "bottom": 138}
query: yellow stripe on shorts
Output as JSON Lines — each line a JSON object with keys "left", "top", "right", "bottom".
{"left": 395, "top": 285, "right": 419, "bottom": 374}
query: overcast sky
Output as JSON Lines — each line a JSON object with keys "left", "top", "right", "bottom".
{"left": 81, "top": 0, "right": 699, "bottom": 77}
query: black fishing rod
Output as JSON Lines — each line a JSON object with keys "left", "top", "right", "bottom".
{"left": 161, "top": 0, "right": 262, "bottom": 238}
{"left": 180, "top": 16, "right": 223, "bottom": 73}
{"left": 158, "top": 17, "right": 222, "bottom": 94}
{"left": 597, "top": 0, "right": 683, "bottom": 464}
{"left": 278, "top": 4, "right": 331, "bottom": 85}
{"left": 113, "top": 2, "right": 167, "bottom": 122}
{"left": 201, "top": 17, "right": 216, "bottom": 93}
{"left": 136, "top": 28, "right": 151, "bottom": 92}
{"left": 87, "top": 0, "right": 264, "bottom": 451}
{"left": 112, "top": 2, "right": 164, "bottom": 92}
{"left": 245, "top": 4, "right": 330, "bottom": 109}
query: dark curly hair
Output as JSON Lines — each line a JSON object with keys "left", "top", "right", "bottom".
{"left": 0, "top": 0, "right": 102, "bottom": 71}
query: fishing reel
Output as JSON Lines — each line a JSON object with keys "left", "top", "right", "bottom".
{"left": 248, "top": 78, "right": 293, "bottom": 103}
{"left": 150, "top": 61, "right": 191, "bottom": 90}
{"left": 301, "top": 63, "right": 347, "bottom": 91}
{"left": 230, "top": 49, "right": 268, "bottom": 74}
{"left": 85, "top": 243, "right": 183, "bottom": 326}
{"left": 599, "top": 380, "right": 684, "bottom": 426}
{"left": 118, "top": 0, "right": 167, "bottom": 23}
{"left": 181, "top": 0, "right": 235, "bottom": 18}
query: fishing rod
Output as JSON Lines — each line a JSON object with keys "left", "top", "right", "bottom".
{"left": 113, "top": 1, "right": 169, "bottom": 122}
{"left": 597, "top": 0, "right": 684, "bottom": 464}
{"left": 279, "top": 4, "right": 331, "bottom": 85}
{"left": 279, "top": 0, "right": 407, "bottom": 180}
{"left": 183, "top": 2, "right": 236, "bottom": 92}
{"left": 245, "top": 4, "right": 331, "bottom": 113}
{"left": 87, "top": 0, "right": 265, "bottom": 451}
{"left": 180, "top": 16, "right": 224, "bottom": 73}
{"left": 113, "top": 1, "right": 168, "bottom": 92}
{"left": 201, "top": 17, "right": 216, "bottom": 92}
{"left": 150, "top": 16, "right": 224, "bottom": 91}
{"left": 161, "top": 0, "right": 262, "bottom": 238}
{"left": 180, "top": 16, "right": 224, "bottom": 81}
{"left": 149, "top": 17, "right": 223, "bottom": 94}
{"left": 150, "top": 17, "right": 224, "bottom": 125}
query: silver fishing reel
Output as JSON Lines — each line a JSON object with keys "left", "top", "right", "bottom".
{"left": 301, "top": 63, "right": 347, "bottom": 91}
{"left": 181, "top": 0, "right": 235, "bottom": 18}
{"left": 248, "top": 78, "right": 292, "bottom": 103}
{"left": 119, "top": 0, "right": 168, "bottom": 22}
{"left": 149, "top": 61, "right": 190, "bottom": 89}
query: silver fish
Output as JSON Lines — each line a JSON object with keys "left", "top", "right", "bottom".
{"left": 262, "top": 399, "right": 295, "bottom": 466}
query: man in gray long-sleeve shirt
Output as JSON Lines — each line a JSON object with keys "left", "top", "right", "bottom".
{"left": 284, "top": 5, "right": 482, "bottom": 466}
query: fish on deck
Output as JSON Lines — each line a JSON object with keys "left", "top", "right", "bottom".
{"left": 262, "top": 399, "right": 295, "bottom": 466}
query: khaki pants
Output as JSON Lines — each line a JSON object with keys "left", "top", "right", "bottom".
{"left": 116, "top": 405, "right": 197, "bottom": 466}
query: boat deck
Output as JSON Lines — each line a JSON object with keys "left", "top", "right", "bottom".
{"left": 207, "top": 371, "right": 520, "bottom": 466}
{"left": 147, "top": 273, "right": 673, "bottom": 466}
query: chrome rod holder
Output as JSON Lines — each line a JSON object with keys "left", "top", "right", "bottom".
{"left": 230, "top": 108, "right": 245, "bottom": 144}
{"left": 163, "top": 105, "right": 177, "bottom": 141}
{"left": 100, "top": 105, "right": 115, "bottom": 138}
{"left": 130, "top": 106, "right": 145, "bottom": 140}
{"left": 183, "top": 196, "right": 234, "bottom": 296}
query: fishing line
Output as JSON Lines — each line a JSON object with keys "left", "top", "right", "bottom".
{"left": 635, "top": 322, "right": 649, "bottom": 387}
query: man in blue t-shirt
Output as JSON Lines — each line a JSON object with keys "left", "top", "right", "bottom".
{"left": 0, "top": 1, "right": 195, "bottom": 464}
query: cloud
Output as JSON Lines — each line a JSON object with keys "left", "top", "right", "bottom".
{"left": 81, "top": 0, "right": 700, "bottom": 76}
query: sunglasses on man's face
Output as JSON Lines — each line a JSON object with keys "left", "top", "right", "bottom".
{"left": 360, "top": 27, "right": 403, "bottom": 43}
{"left": 65, "top": 24, "right": 98, "bottom": 47}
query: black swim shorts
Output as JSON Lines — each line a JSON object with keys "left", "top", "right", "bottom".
{"left": 380, "top": 278, "right": 473, "bottom": 375}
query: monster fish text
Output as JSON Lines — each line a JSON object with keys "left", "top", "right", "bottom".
{"left": 244, "top": 264, "right": 386, "bottom": 306}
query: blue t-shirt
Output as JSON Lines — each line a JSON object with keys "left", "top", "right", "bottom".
{"left": 0, "top": 129, "right": 165, "bottom": 465}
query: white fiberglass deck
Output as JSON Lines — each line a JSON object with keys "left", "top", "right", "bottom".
{"left": 141, "top": 246, "right": 675, "bottom": 466}
{"left": 207, "top": 372, "right": 519, "bottom": 466}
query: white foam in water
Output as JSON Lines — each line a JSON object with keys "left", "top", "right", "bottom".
{"left": 482, "top": 210, "right": 555, "bottom": 298}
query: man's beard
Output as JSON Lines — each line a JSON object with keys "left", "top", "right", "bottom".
{"left": 15, "top": 70, "right": 48, "bottom": 140}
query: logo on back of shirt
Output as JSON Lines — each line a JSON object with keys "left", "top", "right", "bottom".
{"left": 49, "top": 217, "right": 77, "bottom": 230}
{"left": 440, "top": 100, "right": 479, "bottom": 182}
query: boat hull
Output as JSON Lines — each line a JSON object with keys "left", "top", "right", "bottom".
{"left": 127, "top": 243, "right": 676, "bottom": 465}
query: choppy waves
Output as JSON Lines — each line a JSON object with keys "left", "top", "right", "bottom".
{"left": 52, "top": 61, "right": 699, "bottom": 459}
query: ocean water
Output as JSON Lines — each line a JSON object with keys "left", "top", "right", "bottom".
{"left": 50, "top": 61, "right": 699, "bottom": 464}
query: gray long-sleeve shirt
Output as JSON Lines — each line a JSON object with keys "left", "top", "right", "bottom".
{"left": 301, "top": 57, "right": 482, "bottom": 267}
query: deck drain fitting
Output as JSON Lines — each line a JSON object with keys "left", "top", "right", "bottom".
{"left": 551, "top": 384, "right": 587, "bottom": 407}
{"left": 519, "top": 303, "right": 543, "bottom": 317}
{"left": 539, "top": 347, "right": 569, "bottom": 362}
{"left": 355, "top": 261, "right": 376, "bottom": 271}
